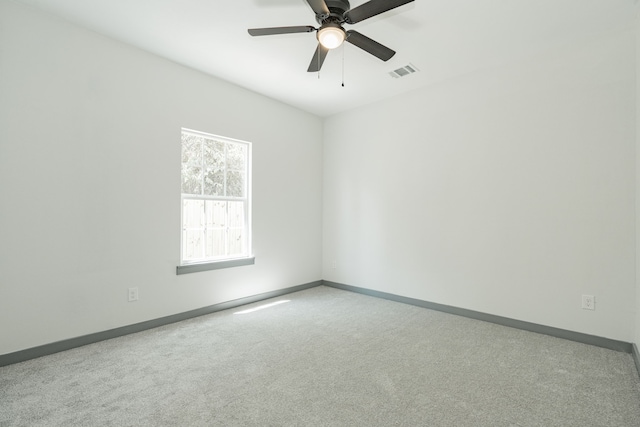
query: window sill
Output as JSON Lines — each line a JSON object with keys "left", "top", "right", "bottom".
{"left": 176, "top": 256, "right": 255, "bottom": 275}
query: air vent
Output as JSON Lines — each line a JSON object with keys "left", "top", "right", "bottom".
{"left": 389, "top": 63, "right": 419, "bottom": 79}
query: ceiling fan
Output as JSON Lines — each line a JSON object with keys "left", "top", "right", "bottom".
{"left": 248, "top": 0, "right": 415, "bottom": 72}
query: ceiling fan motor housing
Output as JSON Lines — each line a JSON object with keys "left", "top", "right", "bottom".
{"left": 316, "top": 0, "right": 350, "bottom": 25}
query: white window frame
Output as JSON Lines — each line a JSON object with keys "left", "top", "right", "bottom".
{"left": 177, "top": 128, "right": 253, "bottom": 274}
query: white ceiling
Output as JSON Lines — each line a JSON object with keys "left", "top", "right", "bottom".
{"left": 12, "top": 0, "right": 637, "bottom": 117}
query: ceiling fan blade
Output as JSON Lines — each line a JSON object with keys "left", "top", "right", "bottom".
{"left": 345, "top": 0, "right": 414, "bottom": 24}
{"left": 306, "top": 0, "right": 330, "bottom": 16}
{"left": 307, "top": 43, "right": 329, "bottom": 72}
{"left": 248, "top": 26, "right": 316, "bottom": 36}
{"left": 346, "top": 30, "right": 395, "bottom": 61}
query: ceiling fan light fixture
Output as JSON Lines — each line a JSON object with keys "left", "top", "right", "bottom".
{"left": 247, "top": 0, "right": 416, "bottom": 72}
{"left": 317, "top": 25, "right": 346, "bottom": 49}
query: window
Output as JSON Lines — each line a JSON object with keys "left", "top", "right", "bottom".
{"left": 179, "top": 128, "right": 252, "bottom": 272}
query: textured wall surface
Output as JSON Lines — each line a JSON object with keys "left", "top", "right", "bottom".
{"left": 0, "top": 0, "right": 323, "bottom": 354}
{"left": 323, "top": 28, "right": 636, "bottom": 342}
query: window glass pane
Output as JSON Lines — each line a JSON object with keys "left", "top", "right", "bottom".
{"left": 183, "top": 199, "right": 205, "bottom": 261}
{"left": 226, "top": 171, "right": 245, "bottom": 197}
{"left": 182, "top": 199, "right": 204, "bottom": 228}
{"left": 228, "top": 228, "right": 244, "bottom": 256}
{"left": 226, "top": 143, "right": 246, "bottom": 171}
{"left": 204, "top": 167, "right": 224, "bottom": 196}
{"left": 204, "top": 139, "right": 225, "bottom": 168}
{"left": 181, "top": 134, "right": 203, "bottom": 165}
{"left": 205, "top": 201, "right": 227, "bottom": 228}
{"left": 181, "top": 165, "right": 202, "bottom": 195}
{"left": 228, "top": 202, "right": 245, "bottom": 227}
{"left": 203, "top": 140, "right": 224, "bottom": 196}
{"left": 183, "top": 229, "right": 204, "bottom": 260}
{"left": 205, "top": 228, "right": 226, "bottom": 258}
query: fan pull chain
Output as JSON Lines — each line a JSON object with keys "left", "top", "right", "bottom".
{"left": 341, "top": 43, "right": 345, "bottom": 87}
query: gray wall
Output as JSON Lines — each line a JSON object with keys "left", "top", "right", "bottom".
{"left": 323, "top": 27, "right": 636, "bottom": 342}
{"left": 0, "top": 1, "right": 323, "bottom": 355}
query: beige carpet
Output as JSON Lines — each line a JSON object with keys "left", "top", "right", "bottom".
{"left": 1, "top": 286, "right": 639, "bottom": 426}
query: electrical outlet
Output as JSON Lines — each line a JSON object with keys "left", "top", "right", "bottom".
{"left": 332, "top": 260, "right": 337, "bottom": 270}
{"left": 128, "top": 287, "right": 139, "bottom": 302}
{"left": 582, "top": 294, "right": 595, "bottom": 310}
